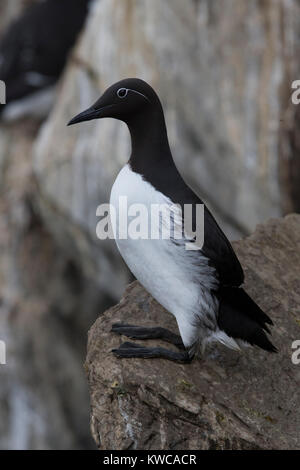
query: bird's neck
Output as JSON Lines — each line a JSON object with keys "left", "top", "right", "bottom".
{"left": 127, "top": 105, "right": 173, "bottom": 172}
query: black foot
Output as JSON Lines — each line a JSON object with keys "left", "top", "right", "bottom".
{"left": 111, "top": 323, "right": 184, "bottom": 350}
{"left": 112, "top": 341, "right": 192, "bottom": 363}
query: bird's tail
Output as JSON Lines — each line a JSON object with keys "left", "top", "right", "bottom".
{"left": 216, "top": 287, "right": 277, "bottom": 353}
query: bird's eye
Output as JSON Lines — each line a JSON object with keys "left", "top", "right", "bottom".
{"left": 117, "top": 88, "right": 128, "bottom": 99}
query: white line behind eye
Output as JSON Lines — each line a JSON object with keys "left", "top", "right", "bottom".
{"left": 128, "top": 89, "right": 151, "bottom": 103}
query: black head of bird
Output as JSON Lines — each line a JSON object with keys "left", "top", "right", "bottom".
{"left": 67, "top": 78, "right": 162, "bottom": 127}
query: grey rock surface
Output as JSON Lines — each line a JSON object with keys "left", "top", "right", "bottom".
{"left": 0, "top": 119, "right": 100, "bottom": 449}
{"left": 0, "top": 0, "right": 34, "bottom": 33}
{"left": 86, "top": 214, "right": 300, "bottom": 450}
{"left": 0, "top": 0, "right": 99, "bottom": 449}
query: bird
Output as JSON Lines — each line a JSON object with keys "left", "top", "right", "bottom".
{"left": 68, "top": 78, "right": 277, "bottom": 363}
{"left": 0, "top": 0, "right": 91, "bottom": 121}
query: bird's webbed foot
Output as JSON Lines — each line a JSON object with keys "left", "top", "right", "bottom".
{"left": 111, "top": 323, "right": 184, "bottom": 349}
{"left": 112, "top": 341, "right": 193, "bottom": 363}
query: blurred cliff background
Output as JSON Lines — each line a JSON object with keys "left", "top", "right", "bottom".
{"left": 0, "top": 0, "right": 299, "bottom": 449}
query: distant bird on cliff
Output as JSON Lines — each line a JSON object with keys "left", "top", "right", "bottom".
{"left": 0, "top": 0, "right": 91, "bottom": 121}
{"left": 68, "top": 78, "right": 277, "bottom": 362}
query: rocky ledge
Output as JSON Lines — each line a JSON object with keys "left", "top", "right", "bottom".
{"left": 85, "top": 214, "right": 300, "bottom": 450}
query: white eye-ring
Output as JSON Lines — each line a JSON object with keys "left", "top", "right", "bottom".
{"left": 117, "top": 88, "right": 128, "bottom": 99}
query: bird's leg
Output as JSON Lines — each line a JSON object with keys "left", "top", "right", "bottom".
{"left": 111, "top": 322, "right": 184, "bottom": 349}
{"left": 112, "top": 341, "right": 194, "bottom": 363}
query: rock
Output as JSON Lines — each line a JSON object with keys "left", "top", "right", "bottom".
{"left": 0, "top": 0, "right": 103, "bottom": 443}
{"left": 0, "top": 119, "right": 101, "bottom": 449}
{"left": 86, "top": 214, "right": 300, "bottom": 450}
{"left": 0, "top": 1, "right": 35, "bottom": 34}
{"left": 0, "top": 1, "right": 101, "bottom": 450}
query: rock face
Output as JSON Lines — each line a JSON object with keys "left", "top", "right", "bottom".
{"left": 0, "top": 119, "right": 100, "bottom": 449}
{"left": 86, "top": 214, "right": 300, "bottom": 450}
{"left": 0, "top": 0, "right": 34, "bottom": 33}
{"left": 0, "top": 1, "right": 98, "bottom": 450}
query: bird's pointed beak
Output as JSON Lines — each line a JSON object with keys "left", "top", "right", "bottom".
{"left": 67, "top": 105, "right": 101, "bottom": 126}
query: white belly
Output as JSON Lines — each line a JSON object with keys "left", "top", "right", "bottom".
{"left": 109, "top": 164, "right": 236, "bottom": 351}
{"left": 110, "top": 166, "right": 194, "bottom": 312}
{"left": 111, "top": 163, "right": 216, "bottom": 311}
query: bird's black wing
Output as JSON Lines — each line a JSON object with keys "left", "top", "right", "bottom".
{"left": 181, "top": 198, "right": 244, "bottom": 287}
{"left": 172, "top": 180, "right": 244, "bottom": 287}
{"left": 168, "top": 174, "right": 244, "bottom": 288}
{"left": 136, "top": 158, "right": 244, "bottom": 288}
{"left": 201, "top": 205, "right": 244, "bottom": 287}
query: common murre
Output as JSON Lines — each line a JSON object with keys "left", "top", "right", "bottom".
{"left": 68, "top": 78, "right": 277, "bottom": 362}
{"left": 0, "top": 0, "right": 91, "bottom": 121}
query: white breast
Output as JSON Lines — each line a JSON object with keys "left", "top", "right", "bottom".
{"left": 109, "top": 164, "right": 218, "bottom": 347}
